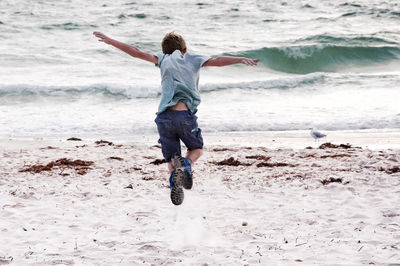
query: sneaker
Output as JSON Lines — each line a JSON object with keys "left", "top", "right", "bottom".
{"left": 169, "top": 171, "right": 174, "bottom": 188}
{"left": 169, "top": 170, "right": 184, "bottom": 205}
{"left": 172, "top": 155, "right": 193, "bottom": 190}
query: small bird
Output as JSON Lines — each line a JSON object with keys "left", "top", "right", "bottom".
{"left": 310, "top": 128, "right": 326, "bottom": 142}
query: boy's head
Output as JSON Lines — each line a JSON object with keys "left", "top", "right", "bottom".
{"left": 162, "top": 32, "right": 187, "bottom": 54}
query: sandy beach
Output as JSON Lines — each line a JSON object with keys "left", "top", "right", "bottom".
{"left": 2, "top": 0, "right": 400, "bottom": 264}
{"left": 1, "top": 130, "right": 399, "bottom": 265}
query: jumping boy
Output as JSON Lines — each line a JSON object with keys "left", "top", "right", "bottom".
{"left": 93, "top": 31, "right": 259, "bottom": 205}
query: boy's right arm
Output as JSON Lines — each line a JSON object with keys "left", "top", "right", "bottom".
{"left": 93, "top": 32, "right": 158, "bottom": 64}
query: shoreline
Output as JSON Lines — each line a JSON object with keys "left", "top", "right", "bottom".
{"left": 2, "top": 128, "right": 400, "bottom": 150}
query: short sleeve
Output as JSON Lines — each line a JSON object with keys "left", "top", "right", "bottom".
{"left": 188, "top": 53, "right": 211, "bottom": 69}
{"left": 154, "top": 53, "right": 165, "bottom": 67}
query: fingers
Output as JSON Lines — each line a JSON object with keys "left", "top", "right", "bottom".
{"left": 250, "top": 59, "right": 259, "bottom": 65}
{"left": 242, "top": 59, "right": 254, "bottom": 66}
{"left": 93, "top": 31, "right": 107, "bottom": 39}
{"left": 242, "top": 58, "right": 259, "bottom": 66}
{"left": 247, "top": 60, "right": 257, "bottom": 66}
{"left": 93, "top": 32, "right": 111, "bottom": 44}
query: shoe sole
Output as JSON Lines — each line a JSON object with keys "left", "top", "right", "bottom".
{"left": 170, "top": 187, "right": 184, "bottom": 205}
{"left": 170, "top": 169, "right": 184, "bottom": 205}
{"left": 172, "top": 155, "right": 193, "bottom": 190}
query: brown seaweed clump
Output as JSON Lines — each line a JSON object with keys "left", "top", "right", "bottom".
{"left": 108, "top": 156, "right": 123, "bottom": 161}
{"left": 212, "top": 147, "right": 234, "bottom": 152}
{"left": 256, "top": 162, "right": 298, "bottom": 168}
{"left": 150, "top": 159, "right": 165, "bottom": 165}
{"left": 379, "top": 166, "right": 400, "bottom": 174}
{"left": 20, "top": 158, "right": 94, "bottom": 175}
{"left": 210, "top": 157, "right": 252, "bottom": 166}
{"left": 95, "top": 140, "right": 114, "bottom": 146}
{"left": 319, "top": 143, "right": 353, "bottom": 149}
{"left": 245, "top": 155, "right": 271, "bottom": 161}
{"left": 321, "top": 177, "right": 343, "bottom": 185}
{"left": 67, "top": 137, "right": 82, "bottom": 141}
{"left": 320, "top": 154, "right": 351, "bottom": 158}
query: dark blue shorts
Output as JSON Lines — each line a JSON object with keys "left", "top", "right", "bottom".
{"left": 155, "top": 110, "right": 203, "bottom": 162}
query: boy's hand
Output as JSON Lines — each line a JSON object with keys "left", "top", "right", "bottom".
{"left": 241, "top": 58, "right": 260, "bottom": 66}
{"left": 93, "top": 31, "right": 113, "bottom": 44}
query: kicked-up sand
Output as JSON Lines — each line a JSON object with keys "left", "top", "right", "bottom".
{"left": 0, "top": 130, "right": 399, "bottom": 265}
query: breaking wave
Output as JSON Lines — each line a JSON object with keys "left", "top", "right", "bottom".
{"left": 234, "top": 40, "right": 400, "bottom": 74}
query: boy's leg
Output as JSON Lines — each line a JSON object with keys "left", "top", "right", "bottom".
{"left": 167, "top": 162, "right": 174, "bottom": 173}
{"left": 155, "top": 112, "right": 184, "bottom": 205}
{"left": 174, "top": 112, "right": 203, "bottom": 190}
{"left": 155, "top": 112, "right": 182, "bottom": 165}
{"left": 167, "top": 148, "right": 201, "bottom": 175}
{"left": 179, "top": 112, "right": 203, "bottom": 163}
{"left": 186, "top": 148, "right": 203, "bottom": 164}
{"left": 171, "top": 149, "right": 202, "bottom": 191}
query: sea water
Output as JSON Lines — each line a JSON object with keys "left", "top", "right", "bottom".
{"left": 0, "top": 0, "right": 399, "bottom": 137}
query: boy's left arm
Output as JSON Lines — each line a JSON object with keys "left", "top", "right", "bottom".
{"left": 93, "top": 32, "right": 158, "bottom": 64}
{"left": 203, "top": 56, "right": 259, "bottom": 67}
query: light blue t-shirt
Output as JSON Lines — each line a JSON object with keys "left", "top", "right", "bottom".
{"left": 155, "top": 50, "right": 210, "bottom": 114}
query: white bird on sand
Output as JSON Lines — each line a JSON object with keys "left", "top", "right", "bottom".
{"left": 310, "top": 128, "right": 326, "bottom": 142}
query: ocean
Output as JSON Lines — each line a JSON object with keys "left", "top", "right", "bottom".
{"left": 1, "top": 0, "right": 399, "bottom": 137}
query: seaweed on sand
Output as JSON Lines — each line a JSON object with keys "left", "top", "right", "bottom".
{"left": 210, "top": 157, "right": 252, "bottom": 166}
{"left": 20, "top": 158, "right": 94, "bottom": 175}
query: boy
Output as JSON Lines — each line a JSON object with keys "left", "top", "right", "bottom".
{"left": 93, "top": 31, "right": 259, "bottom": 205}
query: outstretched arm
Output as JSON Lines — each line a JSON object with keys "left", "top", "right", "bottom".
{"left": 93, "top": 32, "right": 158, "bottom": 64}
{"left": 203, "top": 56, "right": 259, "bottom": 67}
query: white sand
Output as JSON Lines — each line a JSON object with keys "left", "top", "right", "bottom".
{"left": 1, "top": 131, "right": 400, "bottom": 265}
